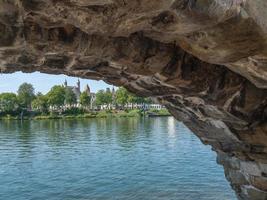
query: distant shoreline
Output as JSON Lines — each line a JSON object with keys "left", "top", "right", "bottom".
{"left": 0, "top": 109, "right": 171, "bottom": 120}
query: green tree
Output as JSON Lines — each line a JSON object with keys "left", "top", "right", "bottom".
{"left": 115, "top": 87, "right": 129, "bottom": 108}
{"left": 46, "top": 85, "right": 65, "bottom": 108}
{"left": 127, "top": 93, "right": 147, "bottom": 109}
{"left": 105, "top": 89, "right": 113, "bottom": 105}
{"left": 144, "top": 97, "right": 153, "bottom": 104}
{"left": 17, "top": 83, "right": 35, "bottom": 109}
{"left": 95, "top": 89, "right": 113, "bottom": 106}
{"left": 64, "top": 88, "right": 77, "bottom": 105}
{"left": 32, "top": 93, "right": 48, "bottom": 113}
{"left": 80, "top": 92, "right": 91, "bottom": 108}
{"left": 0, "top": 93, "right": 18, "bottom": 112}
{"left": 132, "top": 95, "right": 152, "bottom": 104}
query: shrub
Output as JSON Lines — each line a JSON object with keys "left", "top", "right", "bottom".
{"left": 127, "top": 109, "right": 142, "bottom": 117}
{"left": 158, "top": 109, "right": 170, "bottom": 116}
{"left": 62, "top": 107, "right": 85, "bottom": 115}
{"left": 116, "top": 109, "right": 141, "bottom": 117}
{"left": 84, "top": 113, "right": 96, "bottom": 118}
{"left": 96, "top": 111, "right": 109, "bottom": 118}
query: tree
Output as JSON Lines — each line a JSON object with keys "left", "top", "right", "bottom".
{"left": 32, "top": 93, "right": 48, "bottom": 113}
{"left": 95, "top": 89, "right": 113, "bottom": 106}
{"left": 127, "top": 93, "right": 146, "bottom": 109}
{"left": 115, "top": 87, "right": 150, "bottom": 109}
{"left": 46, "top": 85, "right": 65, "bottom": 108}
{"left": 130, "top": 95, "right": 152, "bottom": 104}
{"left": 0, "top": 93, "right": 18, "bottom": 112}
{"left": 17, "top": 83, "right": 35, "bottom": 109}
{"left": 80, "top": 92, "right": 91, "bottom": 108}
{"left": 115, "top": 87, "right": 129, "bottom": 108}
{"left": 64, "top": 88, "right": 77, "bottom": 105}
{"left": 95, "top": 90, "right": 105, "bottom": 106}
{"left": 144, "top": 97, "right": 153, "bottom": 104}
{"left": 105, "top": 89, "right": 113, "bottom": 105}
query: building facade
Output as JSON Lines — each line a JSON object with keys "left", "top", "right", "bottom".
{"left": 63, "top": 79, "right": 96, "bottom": 109}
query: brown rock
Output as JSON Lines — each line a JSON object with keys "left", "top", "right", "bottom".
{"left": 0, "top": 1, "right": 267, "bottom": 199}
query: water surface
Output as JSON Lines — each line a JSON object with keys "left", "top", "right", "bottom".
{"left": 0, "top": 117, "right": 236, "bottom": 200}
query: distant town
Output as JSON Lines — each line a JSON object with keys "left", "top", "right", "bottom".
{"left": 0, "top": 79, "right": 169, "bottom": 120}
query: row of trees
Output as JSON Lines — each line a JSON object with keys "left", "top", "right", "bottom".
{"left": 94, "top": 87, "right": 151, "bottom": 108}
{"left": 0, "top": 83, "right": 91, "bottom": 113}
{"left": 0, "top": 83, "right": 35, "bottom": 112}
{"left": 31, "top": 85, "right": 92, "bottom": 113}
{"left": 0, "top": 83, "right": 151, "bottom": 114}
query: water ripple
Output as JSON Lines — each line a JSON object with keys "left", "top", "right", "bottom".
{"left": 0, "top": 118, "right": 236, "bottom": 200}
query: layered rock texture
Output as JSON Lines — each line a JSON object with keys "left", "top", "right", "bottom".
{"left": 1, "top": 0, "right": 267, "bottom": 199}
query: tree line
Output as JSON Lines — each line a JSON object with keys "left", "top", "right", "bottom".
{"left": 0, "top": 83, "right": 91, "bottom": 114}
{"left": 0, "top": 83, "right": 151, "bottom": 114}
{"left": 94, "top": 87, "right": 151, "bottom": 108}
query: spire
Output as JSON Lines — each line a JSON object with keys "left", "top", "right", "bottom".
{"left": 77, "top": 79, "right": 80, "bottom": 91}
{"left": 64, "top": 79, "right": 67, "bottom": 87}
{"left": 112, "top": 86, "right": 115, "bottom": 104}
{"left": 84, "top": 84, "right": 90, "bottom": 95}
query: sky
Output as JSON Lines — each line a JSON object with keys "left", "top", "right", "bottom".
{"left": 0, "top": 72, "right": 113, "bottom": 94}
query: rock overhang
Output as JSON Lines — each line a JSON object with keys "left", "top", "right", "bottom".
{"left": 0, "top": 1, "right": 267, "bottom": 199}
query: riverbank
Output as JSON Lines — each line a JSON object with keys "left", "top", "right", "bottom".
{"left": 0, "top": 109, "right": 171, "bottom": 120}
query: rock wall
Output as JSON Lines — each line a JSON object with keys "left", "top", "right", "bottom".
{"left": 1, "top": 1, "right": 266, "bottom": 199}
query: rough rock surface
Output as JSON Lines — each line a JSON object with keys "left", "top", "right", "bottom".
{"left": 1, "top": 1, "right": 267, "bottom": 199}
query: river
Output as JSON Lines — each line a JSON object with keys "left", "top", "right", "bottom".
{"left": 0, "top": 117, "right": 236, "bottom": 200}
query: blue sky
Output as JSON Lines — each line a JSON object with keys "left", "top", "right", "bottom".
{"left": 0, "top": 72, "right": 112, "bottom": 94}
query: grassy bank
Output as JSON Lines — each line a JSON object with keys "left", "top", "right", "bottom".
{"left": 0, "top": 109, "right": 171, "bottom": 120}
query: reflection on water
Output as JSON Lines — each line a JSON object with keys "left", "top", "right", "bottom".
{"left": 0, "top": 117, "right": 236, "bottom": 200}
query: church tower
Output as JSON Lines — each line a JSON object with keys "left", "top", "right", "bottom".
{"left": 112, "top": 87, "right": 116, "bottom": 103}
{"left": 84, "top": 84, "right": 90, "bottom": 95}
{"left": 77, "top": 79, "right": 80, "bottom": 92}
